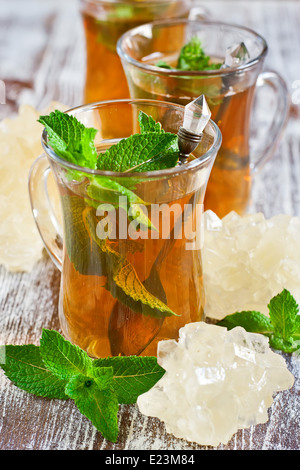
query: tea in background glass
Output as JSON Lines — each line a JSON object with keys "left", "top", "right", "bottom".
{"left": 118, "top": 20, "right": 290, "bottom": 217}
{"left": 80, "top": 0, "right": 192, "bottom": 103}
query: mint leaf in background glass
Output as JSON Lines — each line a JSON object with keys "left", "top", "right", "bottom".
{"left": 177, "top": 36, "right": 222, "bottom": 71}
{"left": 156, "top": 36, "right": 222, "bottom": 72}
{"left": 155, "top": 60, "right": 173, "bottom": 69}
{"left": 218, "top": 289, "right": 300, "bottom": 353}
{"left": 38, "top": 110, "right": 98, "bottom": 169}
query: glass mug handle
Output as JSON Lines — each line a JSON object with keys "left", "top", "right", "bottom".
{"left": 250, "top": 71, "right": 290, "bottom": 175}
{"left": 188, "top": 3, "right": 210, "bottom": 20}
{"left": 28, "top": 154, "right": 63, "bottom": 272}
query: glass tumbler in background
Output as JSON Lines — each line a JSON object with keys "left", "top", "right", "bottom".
{"left": 28, "top": 99, "right": 221, "bottom": 358}
{"left": 117, "top": 20, "right": 290, "bottom": 218}
{"left": 80, "top": 0, "right": 194, "bottom": 103}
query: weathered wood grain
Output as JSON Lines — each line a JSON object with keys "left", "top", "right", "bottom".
{"left": 0, "top": 0, "right": 299, "bottom": 451}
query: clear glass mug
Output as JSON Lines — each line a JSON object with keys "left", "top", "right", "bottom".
{"left": 80, "top": 0, "right": 208, "bottom": 103}
{"left": 28, "top": 99, "right": 221, "bottom": 358}
{"left": 117, "top": 20, "right": 290, "bottom": 217}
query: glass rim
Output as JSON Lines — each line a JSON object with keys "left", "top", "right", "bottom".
{"left": 41, "top": 98, "right": 222, "bottom": 178}
{"left": 117, "top": 19, "right": 268, "bottom": 76}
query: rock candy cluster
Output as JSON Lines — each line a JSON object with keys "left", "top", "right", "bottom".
{"left": 137, "top": 321, "right": 294, "bottom": 447}
{"left": 202, "top": 210, "right": 300, "bottom": 320}
{"left": 0, "top": 102, "right": 66, "bottom": 272}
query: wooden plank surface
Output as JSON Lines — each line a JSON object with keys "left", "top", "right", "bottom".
{"left": 0, "top": 0, "right": 299, "bottom": 451}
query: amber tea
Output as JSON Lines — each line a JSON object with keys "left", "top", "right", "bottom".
{"left": 61, "top": 187, "right": 205, "bottom": 358}
{"left": 81, "top": 0, "right": 191, "bottom": 103}
{"left": 118, "top": 20, "right": 289, "bottom": 217}
{"left": 29, "top": 100, "right": 221, "bottom": 358}
{"left": 125, "top": 63, "right": 256, "bottom": 217}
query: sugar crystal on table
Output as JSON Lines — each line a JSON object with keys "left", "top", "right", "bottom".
{"left": 137, "top": 322, "right": 294, "bottom": 447}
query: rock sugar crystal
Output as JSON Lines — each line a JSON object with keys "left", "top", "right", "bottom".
{"left": 137, "top": 322, "right": 294, "bottom": 447}
{"left": 0, "top": 102, "right": 66, "bottom": 272}
{"left": 202, "top": 210, "right": 300, "bottom": 320}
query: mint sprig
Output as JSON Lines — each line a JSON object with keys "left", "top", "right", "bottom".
{"left": 0, "top": 329, "right": 165, "bottom": 442}
{"left": 156, "top": 36, "right": 222, "bottom": 72}
{"left": 38, "top": 111, "right": 98, "bottom": 169}
{"left": 39, "top": 109, "right": 179, "bottom": 173}
{"left": 217, "top": 289, "right": 300, "bottom": 353}
{"left": 38, "top": 109, "right": 179, "bottom": 229}
{"left": 96, "top": 111, "right": 178, "bottom": 173}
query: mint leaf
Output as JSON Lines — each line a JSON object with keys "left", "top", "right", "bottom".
{"left": 269, "top": 335, "right": 299, "bottom": 354}
{"left": 96, "top": 131, "right": 178, "bottom": 173}
{"left": 155, "top": 60, "right": 173, "bottom": 69}
{"left": 268, "top": 289, "right": 299, "bottom": 340}
{"left": 38, "top": 109, "right": 179, "bottom": 173}
{"left": 90, "top": 366, "right": 114, "bottom": 391}
{"left": 83, "top": 205, "right": 177, "bottom": 318}
{"left": 217, "top": 311, "right": 273, "bottom": 336}
{"left": 0, "top": 330, "right": 166, "bottom": 443}
{"left": 138, "top": 111, "right": 165, "bottom": 134}
{"left": 86, "top": 176, "right": 157, "bottom": 231}
{"left": 217, "top": 289, "right": 300, "bottom": 354}
{"left": 40, "top": 329, "right": 93, "bottom": 380}
{"left": 62, "top": 194, "right": 175, "bottom": 319}
{"left": 92, "top": 356, "right": 165, "bottom": 404}
{"left": 65, "top": 374, "right": 119, "bottom": 442}
{"left": 61, "top": 194, "right": 108, "bottom": 277}
{"left": 177, "top": 36, "right": 222, "bottom": 72}
{"left": 0, "top": 344, "right": 68, "bottom": 399}
{"left": 38, "top": 110, "right": 98, "bottom": 169}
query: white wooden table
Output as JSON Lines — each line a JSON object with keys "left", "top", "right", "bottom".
{"left": 0, "top": 0, "right": 299, "bottom": 450}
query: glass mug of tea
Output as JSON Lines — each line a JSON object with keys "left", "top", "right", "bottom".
{"left": 28, "top": 99, "right": 221, "bottom": 358}
{"left": 80, "top": 0, "right": 201, "bottom": 103}
{"left": 117, "top": 20, "right": 290, "bottom": 217}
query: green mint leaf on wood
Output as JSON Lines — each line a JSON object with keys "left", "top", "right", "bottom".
{"left": 90, "top": 366, "right": 114, "bottom": 390}
{"left": 0, "top": 344, "right": 68, "bottom": 399}
{"left": 218, "top": 289, "right": 300, "bottom": 353}
{"left": 38, "top": 110, "right": 98, "bottom": 169}
{"left": 65, "top": 374, "right": 119, "bottom": 443}
{"left": 268, "top": 289, "right": 299, "bottom": 340}
{"left": 40, "top": 329, "right": 93, "bottom": 380}
{"left": 0, "top": 329, "right": 165, "bottom": 443}
{"left": 217, "top": 311, "right": 274, "bottom": 335}
{"left": 92, "top": 355, "right": 165, "bottom": 404}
